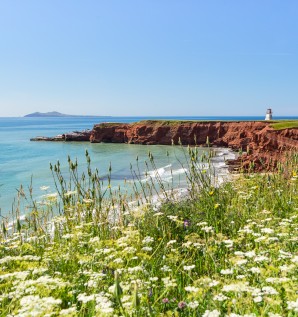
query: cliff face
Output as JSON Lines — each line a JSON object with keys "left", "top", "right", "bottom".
{"left": 91, "top": 121, "right": 268, "bottom": 146}
{"left": 90, "top": 121, "right": 298, "bottom": 171}
{"left": 89, "top": 123, "right": 130, "bottom": 143}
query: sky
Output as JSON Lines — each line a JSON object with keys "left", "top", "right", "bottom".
{"left": 0, "top": 0, "right": 297, "bottom": 117}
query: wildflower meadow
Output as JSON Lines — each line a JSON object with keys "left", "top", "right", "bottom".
{"left": 0, "top": 149, "right": 297, "bottom": 316}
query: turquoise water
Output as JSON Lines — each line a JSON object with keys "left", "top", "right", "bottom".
{"left": 1, "top": 115, "right": 297, "bottom": 217}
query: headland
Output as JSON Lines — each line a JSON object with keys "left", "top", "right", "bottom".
{"left": 31, "top": 120, "right": 298, "bottom": 172}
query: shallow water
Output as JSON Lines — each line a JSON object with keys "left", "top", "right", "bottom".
{"left": 0, "top": 117, "right": 197, "bottom": 217}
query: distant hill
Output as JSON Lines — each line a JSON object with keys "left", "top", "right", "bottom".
{"left": 24, "top": 111, "right": 110, "bottom": 118}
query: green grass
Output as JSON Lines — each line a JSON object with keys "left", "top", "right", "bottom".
{"left": 96, "top": 120, "right": 298, "bottom": 127}
{"left": 270, "top": 120, "right": 298, "bottom": 130}
{"left": 0, "top": 150, "right": 298, "bottom": 316}
{"left": 135, "top": 120, "right": 268, "bottom": 125}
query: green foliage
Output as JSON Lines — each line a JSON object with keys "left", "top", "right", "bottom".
{"left": 135, "top": 119, "right": 255, "bottom": 125}
{"left": 270, "top": 120, "right": 298, "bottom": 130}
{"left": 0, "top": 150, "right": 298, "bottom": 316}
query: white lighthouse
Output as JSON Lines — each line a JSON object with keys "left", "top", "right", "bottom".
{"left": 265, "top": 108, "right": 273, "bottom": 121}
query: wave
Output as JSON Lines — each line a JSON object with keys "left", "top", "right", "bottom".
{"left": 142, "top": 148, "right": 236, "bottom": 184}
{"left": 143, "top": 164, "right": 188, "bottom": 182}
{"left": 146, "top": 164, "right": 172, "bottom": 177}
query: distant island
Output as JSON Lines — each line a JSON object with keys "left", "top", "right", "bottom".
{"left": 24, "top": 111, "right": 111, "bottom": 118}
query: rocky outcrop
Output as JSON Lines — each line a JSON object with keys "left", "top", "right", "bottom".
{"left": 89, "top": 123, "right": 130, "bottom": 143}
{"left": 64, "top": 130, "right": 92, "bottom": 141}
{"left": 31, "top": 130, "right": 92, "bottom": 142}
{"left": 229, "top": 128, "right": 298, "bottom": 172}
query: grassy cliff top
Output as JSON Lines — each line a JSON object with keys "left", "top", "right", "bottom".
{"left": 270, "top": 120, "right": 298, "bottom": 130}
{"left": 94, "top": 120, "right": 298, "bottom": 129}
{"left": 135, "top": 119, "right": 268, "bottom": 125}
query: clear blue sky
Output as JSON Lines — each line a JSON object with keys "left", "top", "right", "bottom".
{"left": 0, "top": 0, "right": 297, "bottom": 117}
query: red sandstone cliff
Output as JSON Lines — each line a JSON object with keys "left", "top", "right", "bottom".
{"left": 90, "top": 121, "right": 298, "bottom": 171}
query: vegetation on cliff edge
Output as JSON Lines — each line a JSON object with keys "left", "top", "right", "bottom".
{"left": 270, "top": 121, "right": 298, "bottom": 130}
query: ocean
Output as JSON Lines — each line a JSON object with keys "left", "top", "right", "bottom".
{"left": 1, "top": 115, "right": 297, "bottom": 218}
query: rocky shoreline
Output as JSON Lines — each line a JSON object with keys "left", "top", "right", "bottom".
{"left": 31, "top": 120, "right": 298, "bottom": 172}
{"left": 31, "top": 130, "right": 92, "bottom": 142}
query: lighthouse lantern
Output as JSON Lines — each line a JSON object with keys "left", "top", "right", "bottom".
{"left": 265, "top": 108, "right": 273, "bottom": 121}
